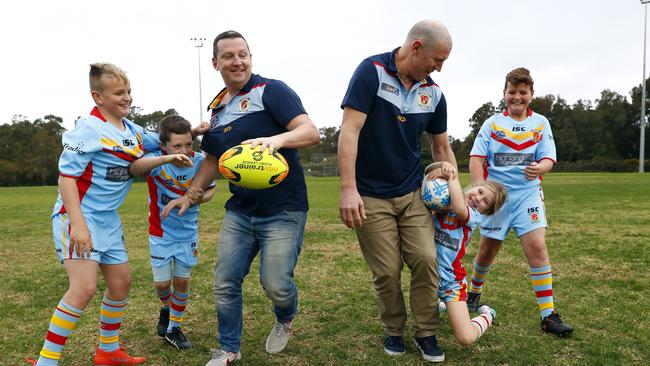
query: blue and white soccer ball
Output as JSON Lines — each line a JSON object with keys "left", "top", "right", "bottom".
{"left": 421, "top": 176, "right": 451, "bottom": 212}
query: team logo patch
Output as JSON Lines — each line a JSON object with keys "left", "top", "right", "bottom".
{"left": 381, "top": 82, "right": 399, "bottom": 95}
{"left": 418, "top": 93, "right": 432, "bottom": 108}
{"left": 532, "top": 130, "right": 542, "bottom": 142}
{"left": 239, "top": 98, "right": 250, "bottom": 112}
{"left": 495, "top": 130, "right": 506, "bottom": 139}
{"left": 530, "top": 212, "right": 540, "bottom": 223}
{"left": 397, "top": 115, "right": 407, "bottom": 123}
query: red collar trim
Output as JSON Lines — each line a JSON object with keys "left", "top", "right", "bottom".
{"left": 503, "top": 108, "right": 533, "bottom": 117}
{"left": 90, "top": 107, "right": 107, "bottom": 122}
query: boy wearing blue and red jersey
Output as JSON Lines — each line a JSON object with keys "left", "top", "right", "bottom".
{"left": 129, "top": 115, "right": 215, "bottom": 350}
{"left": 29, "top": 63, "right": 172, "bottom": 366}
{"left": 467, "top": 67, "right": 573, "bottom": 336}
{"left": 424, "top": 162, "right": 506, "bottom": 346}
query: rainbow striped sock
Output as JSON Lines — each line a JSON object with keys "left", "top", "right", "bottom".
{"left": 98, "top": 296, "right": 126, "bottom": 352}
{"left": 168, "top": 290, "right": 189, "bottom": 331}
{"left": 156, "top": 287, "right": 172, "bottom": 308}
{"left": 36, "top": 300, "right": 83, "bottom": 366}
{"left": 530, "top": 265, "right": 554, "bottom": 319}
{"left": 469, "top": 260, "right": 491, "bottom": 294}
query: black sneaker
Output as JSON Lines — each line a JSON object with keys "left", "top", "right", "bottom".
{"left": 414, "top": 335, "right": 445, "bottom": 363}
{"left": 466, "top": 292, "right": 481, "bottom": 313}
{"left": 541, "top": 312, "right": 573, "bottom": 337}
{"left": 165, "top": 327, "right": 192, "bottom": 349}
{"left": 157, "top": 307, "right": 170, "bottom": 337}
{"left": 383, "top": 335, "right": 405, "bottom": 356}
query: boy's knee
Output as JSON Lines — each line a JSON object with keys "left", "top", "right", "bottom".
{"left": 173, "top": 277, "right": 190, "bottom": 291}
{"left": 455, "top": 333, "right": 476, "bottom": 346}
{"left": 154, "top": 280, "right": 172, "bottom": 292}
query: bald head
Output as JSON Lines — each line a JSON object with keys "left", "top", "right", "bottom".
{"left": 404, "top": 20, "right": 452, "bottom": 50}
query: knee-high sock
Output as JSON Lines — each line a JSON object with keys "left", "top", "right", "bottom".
{"left": 156, "top": 287, "right": 172, "bottom": 308}
{"left": 36, "top": 300, "right": 83, "bottom": 366}
{"left": 168, "top": 290, "right": 189, "bottom": 331}
{"left": 99, "top": 296, "right": 127, "bottom": 352}
{"left": 470, "top": 308, "right": 495, "bottom": 341}
{"left": 530, "top": 265, "right": 554, "bottom": 319}
{"left": 469, "top": 260, "right": 491, "bottom": 294}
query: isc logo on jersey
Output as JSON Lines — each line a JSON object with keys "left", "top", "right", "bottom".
{"left": 218, "top": 144, "right": 289, "bottom": 190}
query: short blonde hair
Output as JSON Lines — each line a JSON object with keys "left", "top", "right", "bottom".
{"left": 89, "top": 63, "right": 129, "bottom": 91}
{"left": 463, "top": 180, "right": 507, "bottom": 216}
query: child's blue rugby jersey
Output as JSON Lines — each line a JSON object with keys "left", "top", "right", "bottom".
{"left": 52, "top": 107, "right": 159, "bottom": 216}
{"left": 470, "top": 109, "right": 556, "bottom": 190}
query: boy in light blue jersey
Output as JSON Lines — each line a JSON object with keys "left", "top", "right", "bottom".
{"left": 423, "top": 162, "right": 506, "bottom": 346}
{"left": 467, "top": 67, "right": 573, "bottom": 336}
{"left": 29, "top": 63, "right": 192, "bottom": 366}
{"left": 130, "top": 115, "right": 215, "bottom": 350}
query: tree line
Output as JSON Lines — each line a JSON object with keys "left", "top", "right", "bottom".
{"left": 1, "top": 82, "right": 649, "bottom": 186}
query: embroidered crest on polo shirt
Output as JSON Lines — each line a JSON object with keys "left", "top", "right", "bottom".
{"left": 239, "top": 98, "right": 250, "bottom": 112}
{"left": 418, "top": 93, "right": 432, "bottom": 108}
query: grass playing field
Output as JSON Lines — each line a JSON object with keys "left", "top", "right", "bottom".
{"left": 1, "top": 173, "right": 649, "bottom": 365}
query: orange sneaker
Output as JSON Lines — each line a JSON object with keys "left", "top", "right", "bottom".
{"left": 93, "top": 347, "right": 146, "bottom": 365}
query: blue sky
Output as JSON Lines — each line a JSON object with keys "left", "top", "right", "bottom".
{"left": 1, "top": 0, "right": 645, "bottom": 139}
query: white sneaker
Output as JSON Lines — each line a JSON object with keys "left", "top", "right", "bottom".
{"left": 438, "top": 301, "right": 447, "bottom": 313}
{"left": 265, "top": 320, "right": 293, "bottom": 354}
{"left": 477, "top": 305, "right": 496, "bottom": 321}
{"left": 205, "top": 349, "right": 241, "bottom": 366}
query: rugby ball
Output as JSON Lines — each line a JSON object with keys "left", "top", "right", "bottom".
{"left": 421, "top": 176, "right": 451, "bottom": 212}
{"left": 218, "top": 144, "right": 289, "bottom": 189}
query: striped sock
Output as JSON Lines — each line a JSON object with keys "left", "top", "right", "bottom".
{"left": 156, "top": 287, "right": 172, "bottom": 308}
{"left": 470, "top": 307, "right": 495, "bottom": 341}
{"left": 168, "top": 290, "right": 189, "bottom": 332}
{"left": 98, "top": 296, "right": 127, "bottom": 352}
{"left": 530, "top": 265, "right": 554, "bottom": 319}
{"left": 36, "top": 300, "right": 83, "bottom": 366}
{"left": 469, "top": 260, "right": 491, "bottom": 294}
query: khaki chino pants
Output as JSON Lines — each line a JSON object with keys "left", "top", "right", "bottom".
{"left": 356, "top": 188, "right": 439, "bottom": 337}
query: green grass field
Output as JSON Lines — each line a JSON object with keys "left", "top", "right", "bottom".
{"left": 1, "top": 173, "right": 649, "bottom": 365}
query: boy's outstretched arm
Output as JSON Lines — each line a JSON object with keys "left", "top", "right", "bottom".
{"left": 447, "top": 174, "right": 469, "bottom": 222}
{"left": 129, "top": 154, "right": 193, "bottom": 176}
{"left": 163, "top": 154, "right": 219, "bottom": 217}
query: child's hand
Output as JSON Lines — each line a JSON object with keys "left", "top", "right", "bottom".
{"left": 524, "top": 161, "right": 540, "bottom": 181}
{"left": 439, "top": 162, "right": 457, "bottom": 180}
{"left": 70, "top": 223, "right": 93, "bottom": 258}
{"left": 426, "top": 162, "right": 456, "bottom": 180}
{"left": 163, "top": 195, "right": 191, "bottom": 217}
{"left": 192, "top": 121, "right": 211, "bottom": 137}
{"left": 167, "top": 154, "right": 193, "bottom": 168}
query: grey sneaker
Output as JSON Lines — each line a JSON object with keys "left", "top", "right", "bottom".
{"left": 205, "top": 349, "right": 241, "bottom": 366}
{"left": 477, "top": 305, "right": 496, "bottom": 321}
{"left": 265, "top": 320, "right": 293, "bottom": 354}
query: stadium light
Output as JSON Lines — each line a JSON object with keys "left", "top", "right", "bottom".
{"left": 641, "top": 1, "right": 649, "bottom": 172}
{"left": 190, "top": 37, "right": 207, "bottom": 123}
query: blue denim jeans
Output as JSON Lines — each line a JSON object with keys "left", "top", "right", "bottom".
{"left": 214, "top": 209, "right": 307, "bottom": 352}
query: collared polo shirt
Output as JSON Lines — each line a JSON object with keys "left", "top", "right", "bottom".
{"left": 341, "top": 48, "right": 448, "bottom": 198}
{"left": 201, "top": 73, "right": 309, "bottom": 217}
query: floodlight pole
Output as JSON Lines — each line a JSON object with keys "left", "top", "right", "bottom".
{"left": 641, "top": 1, "right": 649, "bottom": 172}
{"left": 191, "top": 37, "right": 207, "bottom": 123}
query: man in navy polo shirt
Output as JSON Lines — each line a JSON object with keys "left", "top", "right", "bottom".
{"left": 163, "top": 30, "right": 319, "bottom": 366}
{"left": 338, "top": 20, "right": 457, "bottom": 363}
